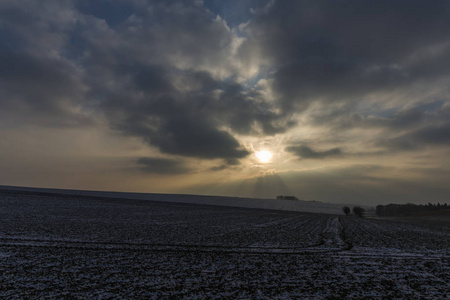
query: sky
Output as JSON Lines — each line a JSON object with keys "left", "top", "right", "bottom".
{"left": 1, "top": 0, "right": 450, "bottom": 205}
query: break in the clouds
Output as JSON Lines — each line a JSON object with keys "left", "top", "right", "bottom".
{"left": 2, "top": 0, "right": 450, "bottom": 204}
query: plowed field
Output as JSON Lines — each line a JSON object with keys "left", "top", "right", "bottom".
{"left": 0, "top": 191, "right": 448, "bottom": 299}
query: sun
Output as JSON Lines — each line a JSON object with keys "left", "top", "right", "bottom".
{"left": 255, "top": 150, "right": 273, "bottom": 163}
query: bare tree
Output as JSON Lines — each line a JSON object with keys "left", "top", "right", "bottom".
{"left": 342, "top": 206, "right": 350, "bottom": 216}
{"left": 353, "top": 206, "right": 365, "bottom": 217}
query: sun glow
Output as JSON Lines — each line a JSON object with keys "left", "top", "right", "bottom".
{"left": 255, "top": 150, "right": 273, "bottom": 163}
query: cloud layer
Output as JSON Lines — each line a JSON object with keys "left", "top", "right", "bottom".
{"left": 1, "top": 0, "right": 450, "bottom": 203}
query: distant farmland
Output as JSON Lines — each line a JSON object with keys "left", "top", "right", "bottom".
{"left": 0, "top": 190, "right": 448, "bottom": 298}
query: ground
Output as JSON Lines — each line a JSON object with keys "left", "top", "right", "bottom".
{"left": 0, "top": 190, "right": 448, "bottom": 299}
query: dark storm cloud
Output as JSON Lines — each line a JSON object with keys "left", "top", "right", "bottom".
{"left": 325, "top": 102, "right": 448, "bottom": 151}
{"left": 3, "top": 0, "right": 450, "bottom": 164}
{"left": 0, "top": 0, "right": 291, "bottom": 161}
{"left": 286, "top": 145, "right": 342, "bottom": 159}
{"left": 0, "top": 1, "right": 91, "bottom": 127}
{"left": 244, "top": 0, "right": 450, "bottom": 109}
{"left": 367, "top": 102, "right": 448, "bottom": 130}
{"left": 382, "top": 109, "right": 427, "bottom": 129}
{"left": 213, "top": 83, "right": 295, "bottom": 135}
{"left": 82, "top": 0, "right": 298, "bottom": 159}
{"left": 154, "top": 114, "right": 250, "bottom": 159}
{"left": 308, "top": 102, "right": 450, "bottom": 152}
{"left": 379, "top": 123, "right": 450, "bottom": 151}
{"left": 210, "top": 157, "right": 242, "bottom": 171}
{"left": 92, "top": 65, "right": 252, "bottom": 159}
{"left": 137, "top": 157, "right": 189, "bottom": 175}
{"left": 311, "top": 103, "right": 442, "bottom": 131}
{"left": 76, "top": 0, "right": 134, "bottom": 27}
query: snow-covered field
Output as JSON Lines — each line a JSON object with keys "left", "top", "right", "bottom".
{"left": 0, "top": 185, "right": 352, "bottom": 215}
{"left": 0, "top": 189, "right": 448, "bottom": 299}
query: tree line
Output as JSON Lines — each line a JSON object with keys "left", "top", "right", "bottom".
{"left": 375, "top": 202, "right": 449, "bottom": 217}
{"left": 342, "top": 206, "right": 364, "bottom": 217}
{"left": 276, "top": 195, "right": 299, "bottom": 201}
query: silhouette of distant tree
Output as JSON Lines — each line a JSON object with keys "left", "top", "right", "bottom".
{"left": 353, "top": 206, "right": 365, "bottom": 217}
{"left": 376, "top": 205, "right": 385, "bottom": 217}
{"left": 342, "top": 206, "right": 350, "bottom": 216}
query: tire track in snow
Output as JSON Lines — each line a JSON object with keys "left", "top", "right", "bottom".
{"left": 320, "top": 217, "right": 353, "bottom": 250}
{"left": 2, "top": 238, "right": 445, "bottom": 259}
{"left": 0, "top": 236, "right": 350, "bottom": 255}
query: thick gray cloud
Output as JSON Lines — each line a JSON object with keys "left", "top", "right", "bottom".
{"left": 4, "top": 0, "right": 450, "bottom": 160}
{"left": 0, "top": 0, "right": 292, "bottom": 161}
{"left": 2, "top": 0, "right": 450, "bottom": 203}
{"left": 137, "top": 157, "right": 189, "bottom": 175}
{"left": 244, "top": 0, "right": 450, "bottom": 110}
{"left": 74, "top": 0, "right": 296, "bottom": 160}
{"left": 0, "top": 1, "right": 91, "bottom": 127}
{"left": 308, "top": 102, "right": 450, "bottom": 152}
{"left": 286, "top": 145, "right": 342, "bottom": 159}
{"left": 90, "top": 65, "right": 254, "bottom": 159}
{"left": 310, "top": 105, "right": 431, "bottom": 131}
{"left": 379, "top": 123, "right": 450, "bottom": 151}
